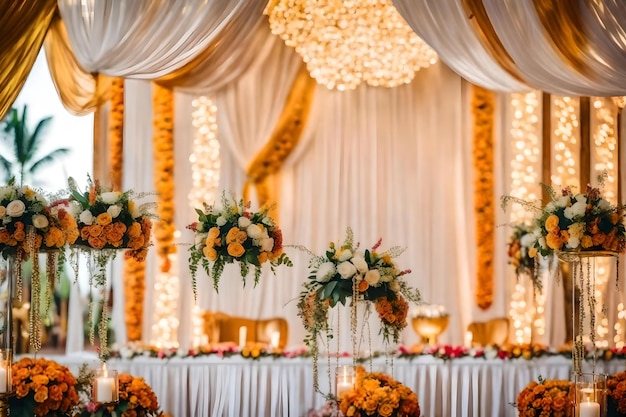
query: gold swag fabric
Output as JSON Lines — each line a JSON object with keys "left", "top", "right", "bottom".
{"left": 0, "top": 0, "right": 56, "bottom": 119}
{"left": 44, "top": 15, "right": 113, "bottom": 116}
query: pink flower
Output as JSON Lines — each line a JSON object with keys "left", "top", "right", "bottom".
{"left": 86, "top": 401, "right": 99, "bottom": 412}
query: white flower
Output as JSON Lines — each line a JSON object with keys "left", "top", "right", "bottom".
{"left": 556, "top": 196, "right": 570, "bottom": 208}
{"left": 575, "top": 194, "right": 587, "bottom": 203}
{"left": 216, "top": 216, "right": 227, "bottom": 227}
{"left": 120, "top": 348, "right": 134, "bottom": 359}
{"left": 0, "top": 207, "right": 6, "bottom": 218}
{"left": 247, "top": 224, "right": 264, "bottom": 239}
{"left": 195, "top": 232, "right": 207, "bottom": 246}
{"left": 571, "top": 200, "right": 587, "bottom": 218}
{"left": 6, "top": 200, "right": 25, "bottom": 217}
{"left": 316, "top": 262, "right": 336, "bottom": 283}
{"left": 107, "top": 205, "right": 122, "bottom": 218}
{"left": 520, "top": 233, "right": 534, "bottom": 248}
{"left": 381, "top": 274, "right": 393, "bottom": 282}
{"left": 564, "top": 206, "right": 574, "bottom": 220}
{"left": 597, "top": 199, "right": 610, "bottom": 211}
{"left": 260, "top": 237, "right": 274, "bottom": 252}
{"left": 350, "top": 254, "right": 369, "bottom": 274}
{"left": 545, "top": 202, "right": 556, "bottom": 213}
{"left": 389, "top": 280, "right": 400, "bottom": 292}
{"left": 32, "top": 214, "right": 49, "bottom": 229}
{"left": 337, "top": 261, "right": 357, "bottom": 279}
{"left": 568, "top": 222, "right": 585, "bottom": 239}
{"left": 0, "top": 187, "right": 15, "bottom": 202}
{"left": 484, "top": 347, "right": 498, "bottom": 359}
{"left": 567, "top": 236, "right": 580, "bottom": 249}
{"left": 336, "top": 249, "right": 352, "bottom": 262}
{"left": 79, "top": 209, "right": 94, "bottom": 225}
{"left": 538, "top": 237, "right": 547, "bottom": 249}
{"left": 100, "top": 191, "right": 121, "bottom": 204}
{"left": 364, "top": 269, "right": 381, "bottom": 286}
{"left": 68, "top": 201, "right": 82, "bottom": 216}
{"left": 238, "top": 217, "right": 251, "bottom": 229}
{"left": 261, "top": 216, "right": 274, "bottom": 227}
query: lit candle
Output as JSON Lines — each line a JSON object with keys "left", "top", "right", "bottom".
{"left": 465, "top": 331, "right": 473, "bottom": 348}
{"left": 578, "top": 401, "right": 600, "bottom": 417}
{"left": 336, "top": 367, "right": 354, "bottom": 397}
{"left": 0, "top": 363, "right": 7, "bottom": 393}
{"left": 95, "top": 364, "right": 115, "bottom": 403}
{"left": 239, "top": 326, "right": 247, "bottom": 348}
{"left": 270, "top": 331, "right": 280, "bottom": 349}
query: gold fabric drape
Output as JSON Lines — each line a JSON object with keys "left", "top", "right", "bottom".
{"left": 44, "top": 15, "right": 113, "bottom": 116}
{"left": 472, "top": 85, "right": 495, "bottom": 310}
{"left": 152, "top": 84, "right": 176, "bottom": 272}
{"left": 460, "top": 0, "right": 525, "bottom": 83}
{"left": 0, "top": 0, "right": 57, "bottom": 120}
{"left": 243, "top": 63, "right": 317, "bottom": 213}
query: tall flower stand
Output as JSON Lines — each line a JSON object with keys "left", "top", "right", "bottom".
{"left": 558, "top": 251, "right": 615, "bottom": 417}
{"left": 0, "top": 258, "right": 14, "bottom": 417}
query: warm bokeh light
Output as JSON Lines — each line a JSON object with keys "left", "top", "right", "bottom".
{"left": 189, "top": 96, "right": 220, "bottom": 209}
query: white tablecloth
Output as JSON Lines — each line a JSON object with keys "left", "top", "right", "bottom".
{"left": 45, "top": 352, "right": 625, "bottom": 417}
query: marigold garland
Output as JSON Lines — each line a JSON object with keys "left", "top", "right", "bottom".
{"left": 108, "top": 77, "right": 124, "bottom": 190}
{"left": 123, "top": 257, "right": 145, "bottom": 342}
{"left": 472, "top": 85, "right": 495, "bottom": 310}
{"left": 152, "top": 84, "right": 177, "bottom": 271}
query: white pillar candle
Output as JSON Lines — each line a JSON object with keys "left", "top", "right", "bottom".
{"left": 336, "top": 380, "right": 353, "bottom": 397}
{"left": 239, "top": 326, "right": 247, "bottom": 348}
{"left": 578, "top": 401, "right": 600, "bottom": 417}
{"left": 0, "top": 364, "right": 7, "bottom": 393}
{"left": 270, "top": 331, "right": 280, "bottom": 349}
{"left": 95, "top": 375, "right": 115, "bottom": 403}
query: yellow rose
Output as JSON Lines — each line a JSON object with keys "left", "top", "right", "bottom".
{"left": 208, "top": 227, "right": 220, "bottom": 240}
{"left": 227, "top": 242, "right": 245, "bottom": 258}
{"left": 96, "top": 212, "right": 112, "bottom": 226}
{"left": 203, "top": 246, "right": 218, "bottom": 261}
{"left": 544, "top": 214, "right": 560, "bottom": 232}
{"left": 226, "top": 227, "right": 240, "bottom": 244}
{"left": 546, "top": 232, "right": 563, "bottom": 250}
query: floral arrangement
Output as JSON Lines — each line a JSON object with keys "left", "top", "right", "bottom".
{"left": 187, "top": 192, "right": 292, "bottom": 293}
{"left": 507, "top": 222, "right": 542, "bottom": 292}
{"left": 80, "top": 373, "right": 162, "bottom": 417}
{"left": 297, "top": 228, "right": 419, "bottom": 347}
{"left": 503, "top": 181, "right": 626, "bottom": 258}
{"left": 9, "top": 357, "right": 80, "bottom": 417}
{"left": 516, "top": 378, "right": 573, "bottom": 417}
{"left": 608, "top": 370, "right": 626, "bottom": 416}
{"left": 338, "top": 366, "right": 420, "bottom": 417}
{"left": 67, "top": 176, "right": 154, "bottom": 266}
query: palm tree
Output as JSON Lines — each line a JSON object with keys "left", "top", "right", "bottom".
{"left": 0, "top": 104, "right": 70, "bottom": 186}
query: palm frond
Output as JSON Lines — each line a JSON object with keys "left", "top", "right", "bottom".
{"left": 28, "top": 148, "right": 71, "bottom": 175}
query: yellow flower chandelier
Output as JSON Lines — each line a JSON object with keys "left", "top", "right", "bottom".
{"left": 266, "top": 0, "right": 438, "bottom": 90}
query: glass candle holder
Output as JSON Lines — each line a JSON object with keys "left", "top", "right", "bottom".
{"left": 0, "top": 350, "right": 11, "bottom": 395}
{"left": 335, "top": 366, "right": 356, "bottom": 399}
{"left": 575, "top": 373, "right": 607, "bottom": 417}
{"left": 92, "top": 364, "right": 119, "bottom": 404}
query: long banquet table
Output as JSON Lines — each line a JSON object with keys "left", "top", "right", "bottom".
{"left": 47, "top": 352, "right": 624, "bottom": 417}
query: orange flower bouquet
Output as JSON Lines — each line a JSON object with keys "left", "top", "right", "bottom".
{"left": 338, "top": 366, "right": 420, "bottom": 417}
{"left": 516, "top": 378, "right": 573, "bottom": 417}
{"left": 608, "top": 370, "right": 626, "bottom": 416}
{"left": 9, "top": 357, "right": 80, "bottom": 417}
{"left": 187, "top": 192, "right": 292, "bottom": 294}
{"left": 81, "top": 373, "right": 162, "bottom": 417}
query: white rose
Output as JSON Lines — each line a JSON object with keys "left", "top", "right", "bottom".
{"left": 238, "top": 217, "right": 251, "bottom": 229}
{"left": 32, "top": 214, "right": 49, "bottom": 229}
{"left": 557, "top": 196, "right": 570, "bottom": 208}
{"left": 68, "top": 201, "right": 82, "bottom": 216}
{"left": 563, "top": 206, "right": 574, "bottom": 220}
{"left": 568, "top": 222, "right": 584, "bottom": 239}
{"left": 337, "top": 261, "right": 357, "bottom": 279}
{"left": 575, "top": 194, "right": 587, "bottom": 203}
{"left": 538, "top": 237, "right": 547, "bottom": 249}
{"left": 0, "top": 207, "right": 6, "bottom": 218}
{"left": 597, "top": 199, "right": 610, "bottom": 211}
{"left": 336, "top": 249, "right": 352, "bottom": 262}
{"left": 216, "top": 216, "right": 227, "bottom": 227}
{"left": 120, "top": 348, "right": 133, "bottom": 360}
{"left": 350, "top": 254, "right": 369, "bottom": 274}
{"left": 567, "top": 236, "right": 580, "bottom": 249}
{"left": 389, "top": 280, "right": 400, "bottom": 292}
{"left": 316, "top": 262, "right": 336, "bottom": 283}
{"left": 79, "top": 209, "right": 94, "bottom": 225}
{"left": 261, "top": 216, "right": 274, "bottom": 227}
{"left": 520, "top": 233, "right": 534, "bottom": 248}
{"left": 545, "top": 201, "right": 556, "bottom": 212}
{"left": 195, "top": 232, "right": 207, "bottom": 246}
{"left": 100, "top": 191, "right": 121, "bottom": 204}
{"left": 6, "top": 200, "right": 25, "bottom": 217}
{"left": 260, "top": 237, "right": 274, "bottom": 252}
{"left": 107, "top": 205, "right": 122, "bottom": 218}
{"left": 571, "top": 200, "right": 587, "bottom": 217}
{"left": 247, "top": 224, "right": 264, "bottom": 239}
{"left": 364, "top": 269, "right": 380, "bottom": 286}
{"left": 484, "top": 347, "right": 498, "bottom": 359}
{"left": 381, "top": 274, "right": 393, "bottom": 283}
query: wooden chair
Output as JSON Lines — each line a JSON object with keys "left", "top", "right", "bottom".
{"left": 202, "top": 311, "right": 289, "bottom": 348}
{"left": 467, "top": 317, "right": 509, "bottom": 346}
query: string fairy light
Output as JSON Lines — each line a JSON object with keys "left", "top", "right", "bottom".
{"left": 151, "top": 251, "right": 180, "bottom": 349}
{"left": 189, "top": 96, "right": 220, "bottom": 209}
{"left": 265, "top": 0, "right": 438, "bottom": 90}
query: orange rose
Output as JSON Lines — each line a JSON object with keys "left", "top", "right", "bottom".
{"left": 13, "top": 229, "right": 25, "bottom": 241}
{"left": 378, "top": 403, "right": 394, "bottom": 417}
{"left": 257, "top": 252, "right": 268, "bottom": 264}
{"left": 203, "top": 246, "right": 218, "bottom": 261}
{"left": 207, "top": 227, "right": 220, "bottom": 240}
{"left": 33, "top": 386, "right": 48, "bottom": 402}
{"left": 226, "top": 227, "right": 240, "bottom": 244}
{"left": 544, "top": 215, "right": 560, "bottom": 232}
{"left": 88, "top": 224, "right": 103, "bottom": 237}
{"left": 358, "top": 279, "right": 369, "bottom": 292}
{"left": 227, "top": 242, "right": 245, "bottom": 258}
{"left": 581, "top": 235, "right": 593, "bottom": 248}
{"left": 546, "top": 232, "right": 563, "bottom": 250}
{"left": 96, "top": 212, "right": 112, "bottom": 226}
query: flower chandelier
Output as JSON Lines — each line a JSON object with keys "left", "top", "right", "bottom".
{"left": 265, "top": 0, "right": 438, "bottom": 91}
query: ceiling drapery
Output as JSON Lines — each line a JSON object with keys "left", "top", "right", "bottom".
{"left": 393, "top": 0, "right": 626, "bottom": 96}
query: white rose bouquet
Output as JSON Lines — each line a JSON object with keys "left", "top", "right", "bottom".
{"left": 187, "top": 192, "right": 292, "bottom": 295}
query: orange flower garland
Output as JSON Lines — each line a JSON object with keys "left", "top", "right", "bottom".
{"left": 472, "top": 85, "right": 495, "bottom": 310}
{"left": 152, "top": 83, "right": 177, "bottom": 272}
{"left": 608, "top": 370, "right": 626, "bottom": 415}
{"left": 108, "top": 77, "right": 124, "bottom": 190}
{"left": 10, "top": 357, "right": 80, "bottom": 417}
{"left": 124, "top": 257, "right": 145, "bottom": 342}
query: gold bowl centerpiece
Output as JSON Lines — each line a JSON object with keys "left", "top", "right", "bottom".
{"left": 412, "top": 304, "right": 449, "bottom": 346}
